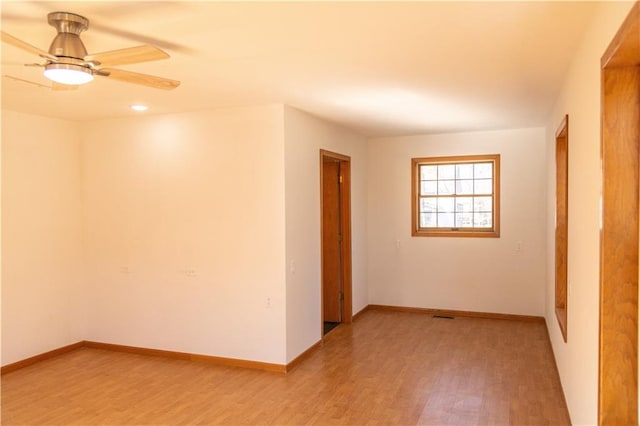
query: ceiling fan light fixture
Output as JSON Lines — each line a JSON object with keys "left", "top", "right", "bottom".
{"left": 2, "top": 11, "right": 180, "bottom": 91}
{"left": 43, "top": 63, "right": 93, "bottom": 85}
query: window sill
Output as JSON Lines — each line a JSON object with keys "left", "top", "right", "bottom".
{"left": 412, "top": 229, "right": 500, "bottom": 238}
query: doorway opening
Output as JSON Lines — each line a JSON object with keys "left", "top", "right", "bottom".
{"left": 599, "top": 2, "right": 639, "bottom": 424}
{"left": 320, "top": 150, "right": 352, "bottom": 336}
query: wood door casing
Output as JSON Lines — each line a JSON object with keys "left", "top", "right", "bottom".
{"left": 322, "top": 159, "right": 341, "bottom": 323}
{"left": 599, "top": 2, "right": 639, "bottom": 424}
{"left": 320, "top": 149, "right": 353, "bottom": 330}
{"left": 555, "top": 115, "right": 569, "bottom": 342}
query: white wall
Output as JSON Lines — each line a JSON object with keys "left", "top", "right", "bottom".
{"left": 545, "top": 2, "right": 635, "bottom": 424}
{"left": 1, "top": 110, "right": 86, "bottom": 365}
{"left": 368, "top": 128, "right": 547, "bottom": 316}
{"left": 1, "top": 104, "right": 368, "bottom": 367}
{"left": 81, "top": 105, "right": 288, "bottom": 364}
{"left": 283, "top": 106, "right": 368, "bottom": 362}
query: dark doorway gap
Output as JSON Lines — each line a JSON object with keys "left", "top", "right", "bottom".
{"left": 323, "top": 321, "right": 340, "bottom": 335}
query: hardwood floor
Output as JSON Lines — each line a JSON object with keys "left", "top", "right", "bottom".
{"left": 1, "top": 310, "right": 570, "bottom": 425}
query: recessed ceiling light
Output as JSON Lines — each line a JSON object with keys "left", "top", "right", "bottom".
{"left": 130, "top": 104, "right": 148, "bottom": 112}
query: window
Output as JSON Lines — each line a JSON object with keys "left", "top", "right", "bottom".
{"left": 411, "top": 154, "right": 500, "bottom": 237}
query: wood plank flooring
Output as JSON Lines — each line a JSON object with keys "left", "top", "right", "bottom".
{"left": 1, "top": 310, "right": 570, "bottom": 425}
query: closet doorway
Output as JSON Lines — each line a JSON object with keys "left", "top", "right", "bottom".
{"left": 320, "top": 150, "right": 352, "bottom": 336}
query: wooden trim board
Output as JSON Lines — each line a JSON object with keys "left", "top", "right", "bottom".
{"left": 544, "top": 318, "right": 573, "bottom": 424}
{"left": 1, "top": 341, "right": 85, "bottom": 375}
{"left": 1, "top": 306, "right": 543, "bottom": 376}
{"left": 367, "top": 304, "right": 545, "bottom": 323}
{"left": 84, "top": 341, "right": 287, "bottom": 373}
{"left": 2, "top": 340, "right": 331, "bottom": 376}
{"left": 285, "top": 340, "right": 322, "bottom": 373}
{"left": 2, "top": 341, "right": 288, "bottom": 375}
{"left": 352, "top": 305, "right": 370, "bottom": 321}
{"left": 599, "top": 2, "right": 639, "bottom": 423}
{"left": 555, "top": 114, "right": 569, "bottom": 343}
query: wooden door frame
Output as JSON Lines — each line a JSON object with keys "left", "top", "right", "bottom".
{"left": 555, "top": 115, "right": 569, "bottom": 343}
{"left": 599, "top": 2, "right": 639, "bottom": 424}
{"left": 320, "top": 149, "right": 353, "bottom": 333}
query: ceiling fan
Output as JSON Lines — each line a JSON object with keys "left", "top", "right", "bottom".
{"left": 1, "top": 11, "right": 180, "bottom": 90}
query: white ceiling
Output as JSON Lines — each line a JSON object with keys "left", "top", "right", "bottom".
{"left": 1, "top": 1, "right": 599, "bottom": 137}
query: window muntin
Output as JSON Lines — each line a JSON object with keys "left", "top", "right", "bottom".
{"left": 411, "top": 154, "right": 500, "bottom": 237}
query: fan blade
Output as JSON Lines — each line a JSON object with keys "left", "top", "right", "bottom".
{"left": 1, "top": 31, "right": 57, "bottom": 61}
{"left": 86, "top": 45, "right": 169, "bottom": 67}
{"left": 3, "top": 75, "right": 78, "bottom": 91}
{"left": 3, "top": 74, "right": 50, "bottom": 89}
{"left": 100, "top": 68, "right": 180, "bottom": 90}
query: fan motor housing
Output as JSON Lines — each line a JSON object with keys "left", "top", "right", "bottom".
{"left": 47, "top": 12, "right": 89, "bottom": 59}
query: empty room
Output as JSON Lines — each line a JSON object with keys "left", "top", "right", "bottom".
{"left": 1, "top": 1, "right": 638, "bottom": 425}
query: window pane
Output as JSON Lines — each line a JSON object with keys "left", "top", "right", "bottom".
{"left": 455, "top": 212, "right": 473, "bottom": 227}
{"left": 456, "top": 179, "right": 473, "bottom": 195}
{"left": 420, "top": 198, "right": 436, "bottom": 212}
{"left": 438, "top": 180, "right": 455, "bottom": 195}
{"left": 438, "top": 164, "right": 455, "bottom": 179}
{"left": 474, "top": 212, "right": 492, "bottom": 228}
{"left": 474, "top": 179, "right": 492, "bottom": 195}
{"left": 455, "top": 197, "right": 473, "bottom": 212}
{"left": 420, "top": 212, "right": 436, "bottom": 227}
{"left": 437, "top": 197, "right": 454, "bottom": 212}
{"left": 438, "top": 212, "right": 454, "bottom": 227}
{"left": 420, "top": 165, "right": 437, "bottom": 180}
{"left": 421, "top": 181, "right": 437, "bottom": 195}
{"left": 456, "top": 163, "right": 474, "bottom": 179}
{"left": 474, "top": 162, "right": 493, "bottom": 179}
{"left": 474, "top": 196, "right": 493, "bottom": 212}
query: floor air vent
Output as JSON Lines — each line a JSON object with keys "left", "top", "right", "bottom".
{"left": 432, "top": 315, "right": 454, "bottom": 319}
